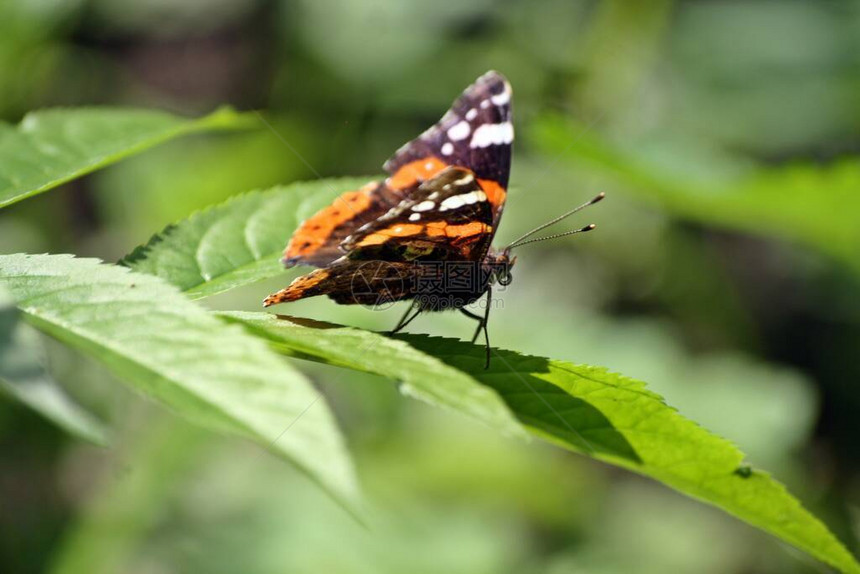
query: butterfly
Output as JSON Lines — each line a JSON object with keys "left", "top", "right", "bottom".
{"left": 264, "top": 71, "right": 602, "bottom": 366}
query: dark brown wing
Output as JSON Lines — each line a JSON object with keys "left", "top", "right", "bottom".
{"left": 383, "top": 70, "right": 513, "bottom": 227}
{"left": 341, "top": 166, "right": 495, "bottom": 263}
{"left": 263, "top": 259, "right": 417, "bottom": 307}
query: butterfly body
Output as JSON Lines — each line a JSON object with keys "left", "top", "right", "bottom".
{"left": 265, "top": 71, "right": 516, "bottom": 328}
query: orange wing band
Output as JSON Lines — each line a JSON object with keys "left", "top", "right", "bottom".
{"left": 284, "top": 184, "right": 375, "bottom": 262}
{"left": 386, "top": 157, "right": 449, "bottom": 190}
{"left": 477, "top": 178, "right": 506, "bottom": 212}
{"left": 357, "top": 221, "right": 492, "bottom": 247}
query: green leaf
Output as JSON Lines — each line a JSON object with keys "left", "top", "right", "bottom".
{"left": 531, "top": 115, "right": 860, "bottom": 275}
{"left": 0, "top": 254, "right": 358, "bottom": 511}
{"left": 226, "top": 313, "right": 860, "bottom": 574}
{"left": 0, "top": 106, "right": 256, "bottom": 209}
{"left": 121, "top": 178, "right": 370, "bottom": 299}
{"left": 220, "top": 311, "right": 526, "bottom": 438}
{"left": 411, "top": 336, "right": 860, "bottom": 574}
{"left": 0, "top": 286, "right": 108, "bottom": 445}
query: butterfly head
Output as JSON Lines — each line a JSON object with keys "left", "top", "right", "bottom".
{"left": 485, "top": 249, "right": 517, "bottom": 287}
{"left": 485, "top": 192, "right": 604, "bottom": 289}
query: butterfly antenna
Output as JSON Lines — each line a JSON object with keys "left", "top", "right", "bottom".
{"left": 507, "top": 224, "right": 596, "bottom": 249}
{"left": 504, "top": 192, "right": 604, "bottom": 250}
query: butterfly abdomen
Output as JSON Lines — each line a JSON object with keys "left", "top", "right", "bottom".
{"left": 263, "top": 259, "right": 416, "bottom": 307}
{"left": 263, "top": 268, "right": 334, "bottom": 306}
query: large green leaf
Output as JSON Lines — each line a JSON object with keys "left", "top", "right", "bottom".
{"left": 0, "top": 254, "right": 358, "bottom": 510}
{"left": 227, "top": 312, "right": 860, "bottom": 574}
{"left": 0, "top": 106, "right": 255, "bottom": 209}
{"left": 0, "top": 286, "right": 108, "bottom": 445}
{"left": 531, "top": 115, "right": 860, "bottom": 274}
{"left": 121, "top": 178, "right": 369, "bottom": 299}
{"left": 221, "top": 312, "right": 524, "bottom": 438}
{"left": 120, "top": 174, "right": 859, "bottom": 570}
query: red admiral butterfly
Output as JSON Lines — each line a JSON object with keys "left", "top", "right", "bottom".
{"left": 264, "top": 71, "right": 603, "bottom": 366}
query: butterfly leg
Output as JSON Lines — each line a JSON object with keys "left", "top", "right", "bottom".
{"left": 480, "top": 287, "right": 492, "bottom": 368}
{"left": 460, "top": 308, "right": 484, "bottom": 343}
{"left": 460, "top": 288, "right": 493, "bottom": 368}
{"left": 391, "top": 301, "right": 422, "bottom": 334}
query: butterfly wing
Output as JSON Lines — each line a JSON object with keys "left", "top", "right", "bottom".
{"left": 281, "top": 70, "right": 513, "bottom": 269}
{"left": 282, "top": 181, "right": 403, "bottom": 268}
{"left": 264, "top": 259, "right": 417, "bottom": 307}
{"left": 341, "top": 167, "right": 495, "bottom": 263}
{"left": 383, "top": 70, "right": 513, "bottom": 228}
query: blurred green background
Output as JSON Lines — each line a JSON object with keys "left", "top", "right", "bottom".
{"left": 1, "top": 0, "right": 859, "bottom": 572}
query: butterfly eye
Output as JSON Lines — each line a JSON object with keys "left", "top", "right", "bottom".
{"left": 498, "top": 270, "right": 513, "bottom": 286}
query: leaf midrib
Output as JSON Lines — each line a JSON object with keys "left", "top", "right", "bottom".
{"left": 1, "top": 107, "right": 255, "bottom": 208}
{"left": 17, "top": 308, "right": 251, "bottom": 428}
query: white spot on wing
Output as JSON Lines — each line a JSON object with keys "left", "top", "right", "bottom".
{"left": 447, "top": 120, "right": 471, "bottom": 141}
{"left": 452, "top": 174, "right": 475, "bottom": 186}
{"left": 424, "top": 161, "right": 434, "bottom": 171}
{"left": 441, "top": 142, "right": 454, "bottom": 155}
{"left": 491, "top": 90, "right": 510, "bottom": 106}
{"left": 409, "top": 213, "right": 421, "bottom": 222}
{"left": 439, "top": 191, "right": 487, "bottom": 211}
{"left": 466, "top": 108, "right": 478, "bottom": 121}
{"left": 480, "top": 100, "right": 490, "bottom": 109}
{"left": 470, "top": 122, "right": 514, "bottom": 148}
{"left": 466, "top": 191, "right": 487, "bottom": 204}
{"left": 439, "top": 195, "right": 465, "bottom": 211}
{"left": 411, "top": 200, "right": 436, "bottom": 212}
